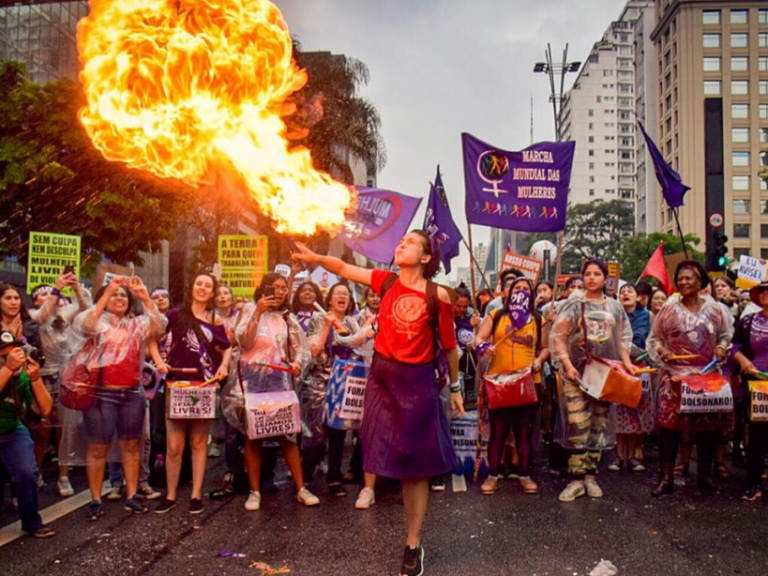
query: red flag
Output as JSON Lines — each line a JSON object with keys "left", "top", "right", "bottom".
{"left": 639, "top": 243, "right": 674, "bottom": 296}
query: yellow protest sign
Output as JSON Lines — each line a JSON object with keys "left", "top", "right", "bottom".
{"left": 218, "top": 235, "right": 269, "bottom": 299}
{"left": 27, "top": 232, "right": 81, "bottom": 294}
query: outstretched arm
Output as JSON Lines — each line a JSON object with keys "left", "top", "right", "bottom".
{"left": 292, "top": 244, "right": 373, "bottom": 286}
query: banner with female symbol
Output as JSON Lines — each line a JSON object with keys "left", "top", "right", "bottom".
{"left": 462, "top": 133, "right": 575, "bottom": 232}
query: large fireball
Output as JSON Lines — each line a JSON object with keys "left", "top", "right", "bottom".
{"left": 77, "top": 0, "right": 353, "bottom": 235}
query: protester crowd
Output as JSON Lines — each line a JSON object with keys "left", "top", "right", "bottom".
{"left": 1, "top": 231, "right": 766, "bottom": 575}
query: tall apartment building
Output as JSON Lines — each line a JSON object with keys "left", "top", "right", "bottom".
{"left": 561, "top": 0, "right": 656, "bottom": 222}
{"left": 652, "top": 1, "right": 768, "bottom": 260}
{"left": 0, "top": 0, "right": 87, "bottom": 84}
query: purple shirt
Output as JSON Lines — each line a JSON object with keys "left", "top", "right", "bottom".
{"left": 750, "top": 314, "right": 768, "bottom": 371}
{"left": 166, "top": 309, "right": 231, "bottom": 381}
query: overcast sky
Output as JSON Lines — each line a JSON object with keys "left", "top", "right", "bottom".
{"left": 275, "top": 0, "right": 627, "bottom": 279}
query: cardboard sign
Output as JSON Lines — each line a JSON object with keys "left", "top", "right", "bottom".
{"left": 450, "top": 410, "right": 489, "bottom": 477}
{"left": 325, "top": 360, "right": 368, "bottom": 430}
{"left": 749, "top": 381, "right": 768, "bottom": 422}
{"left": 311, "top": 266, "right": 338, "bottom": 292}
{"left": 498, "top": 248, "right": 543, "bottom": 285}
{"left": 677, "top": 374, "right": 733, "bottom": 414}
{"left": 27, "top": 232, "right": 81, "bottom": 294}
{"left": 245, "top": 390, "right": 301, "bottom": 440}
{"left": 218, "top": 235, "right": 269, "bottom": 299}
{"left": 736, "top": 255, "right": 768, "bottom": 289}
{"left": 167, "top": 381, "right": 219, "bottom": 419}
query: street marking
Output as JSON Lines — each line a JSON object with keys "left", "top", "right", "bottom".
{"left": 0, "top": 481, "right": 110, "bottom": 548}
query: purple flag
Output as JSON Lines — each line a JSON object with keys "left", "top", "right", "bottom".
{"left": 423, "top": 167, "right": 462, "bottom": 274}
{"left": 340, "top": 186, "right": 422, "bottom": 264}
{"left": 638, "top": 121, "right": 689, "bottom": 209}
{"left": 462, "top": 133, "right": 575, "bottom": 233}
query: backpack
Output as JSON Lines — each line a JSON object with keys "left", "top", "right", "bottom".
{"left": 379, "top": 274, "right": 448, "bottom": 387}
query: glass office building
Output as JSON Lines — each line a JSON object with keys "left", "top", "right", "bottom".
{"left": 0, "top": 1, "right": 88, "bottom": 84}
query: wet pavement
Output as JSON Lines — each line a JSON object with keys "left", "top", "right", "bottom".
{"left": 1, "top": 446, "right": 767, "bottom": 576}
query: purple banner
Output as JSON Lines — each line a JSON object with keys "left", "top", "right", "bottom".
{"left": 462, "top": 133, "right": 575, "bottom": 233}
{"left": 340, "top": 186, "right": 422, "bottom": 264}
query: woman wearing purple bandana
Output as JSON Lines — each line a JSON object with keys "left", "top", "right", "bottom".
{"left": 474, "top": 278, "right": 548, "bottom": 496}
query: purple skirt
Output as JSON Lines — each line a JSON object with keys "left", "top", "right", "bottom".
{"left": 362, "top": 354, "right": 456, "bottom": 480}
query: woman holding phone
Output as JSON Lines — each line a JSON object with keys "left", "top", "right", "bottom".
{"left": 154, "top": 273, "right": 232, "bottom": 516}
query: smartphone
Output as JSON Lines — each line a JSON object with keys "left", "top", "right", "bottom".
{"left": 264, "top": 286, "right": 276, "bottom": 298}
{"left": 63, "top": 265, "right": 75, "bottom": 275}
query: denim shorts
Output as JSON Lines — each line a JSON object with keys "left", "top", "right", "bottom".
{"left": 83, "top": 386, "right": 145, "bottom": 444}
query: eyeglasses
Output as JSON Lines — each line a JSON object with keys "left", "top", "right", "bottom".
{"left": 272, "top": 287, "right": 290, "bottom": 294}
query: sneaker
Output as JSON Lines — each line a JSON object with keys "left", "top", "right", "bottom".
{"left": 429, "top": 478, "right": 445, "bottom": 492}
{"left": 585, "top": 478, "right": 603, "bottom": 498}
{"left": 189, "top": 498, "right": 204, "bottom": 515}
{"left": 136, "top": 485, "right": 162, "bottom": 500}
{"left": 629, "top": 458, "right": 646, "bottom": 472}
{"left": 480, "top": 476, "right": 499, "bottom": 495}
{"left": 124, "top": 496, "right": 149, "bottom": 514}
{"left": 86, "top": 500, "right": 104, "bottom": 521}
{"left": 30, "top": 525, "right": 56, "bottom": 539}
{"left": 558, "top": 482, "right": 586, "bottom": 503}
{"left": 57, "top": 477, "right": 74, "bottom": 498}
{"left": 607, "top": 460, "right": 623, "bottom": 472}
{"left": 355, "top": 487, "right": 376, "bottom": 510}
{"left": 297, "top": 486, "right": 320, "bottom": 507}
{"left": 207, "top": 444, "right": 221, "bottom": 458}
{"left": 328, "top": 483, "right": 348, "bottom": 497}
{"left": 519, "top": 477, "right": 539, "bottom": 494}
{"left": 154, "top": 497, "right": 177, "bottom": 515}
{"left": 400, "top": 545, "right": 425, "bottom": 576}
{"left": 106, "top": 485, "right": 124, "bottom": 501}
{"left": 742, "top": 486, "right": 763, "bottom": 502}
{"left": 245, "top": 491, "right": 261, "bottom": 511}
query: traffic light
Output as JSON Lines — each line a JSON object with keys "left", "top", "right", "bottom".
{"left": 714, "top": 231, "right": 728, "bottom": 269}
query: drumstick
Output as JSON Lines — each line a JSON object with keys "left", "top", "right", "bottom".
{"left": 313, "top": 302, "right": 350, "bottom": 335}
{"left": 635, "top": 351, "right": 649, "bottom": 361}
{"left": 668, "top": 354, "right": 698, "bottom": 361}
{"left": 633, "top": 368, "right": 657, "bottom": 375}
{"left": 252, "top": 360, "right": 293, "bottom": 373}
{"left": 701, "top": 358, "right": 718, "bottom": 374}
{"left": 757, "top": 371, "right": 768, "bottom": 380}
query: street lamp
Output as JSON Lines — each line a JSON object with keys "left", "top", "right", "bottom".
{"left": 533, "top": 43, "right": 581, "bottom": 141}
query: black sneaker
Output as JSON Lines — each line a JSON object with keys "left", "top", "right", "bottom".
{"left": 430, "top": 478, "right": 445, "bottom": 492}
{"left": 400, "top": 545, "right": 424, "bottom": 576}
{"left": 86, "top": 500, "right": 104, "bottom": 521}
{"left": 155, "top": 498, "right": 177, "bottom": 515}
{"left": 328, "top": 483, "right": 348, "bottom": 497}
{"left": 209, "top": 483, "right": 234, "bottom": 500}
{"left": 124, "top": 496, "right": 149, "bottom": 514}
{"left": 189, "top": 498, "right": 204, "bottom": 515}
{"left": 742, "top": 486, "right": 763, "bottom": 501}
{"left": 29, "top": 525, "right": 56, "bottom": 538}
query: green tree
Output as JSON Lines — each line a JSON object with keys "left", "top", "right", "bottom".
{"left": 526, "top": 199, "right": 635, "bottom": 274}
{"left": 619, "top": 232, "right": 704, "bottom": 283}
{"left": 288, "top": 49, "right": 386, "bottom": 184}
{"left": 0, "top": 62, "right": 192, "bottom": 268}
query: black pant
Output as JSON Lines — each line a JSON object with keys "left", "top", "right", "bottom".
{"left": 658, "top": 427, "right": 720, "bottom": 475}
{"left": 301, "top": 427, "right": 347, "bottom": 485}
{"left": 746, "top": 421, "right": 768, "bottom": 487}
{"left": 348, "top": 433, "right": 364, "bottom": 480}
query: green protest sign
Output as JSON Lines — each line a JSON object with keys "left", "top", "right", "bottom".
{"left": 26, "top": 232, "right": 81, "bottom": 294}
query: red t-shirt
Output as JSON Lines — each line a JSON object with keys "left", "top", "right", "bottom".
{"left": 371, "top": 270, "right": 458, "bottom": 365}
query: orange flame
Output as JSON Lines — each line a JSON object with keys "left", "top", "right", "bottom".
{"left": 77, "top": 0, "right": 353, "bottom": 235}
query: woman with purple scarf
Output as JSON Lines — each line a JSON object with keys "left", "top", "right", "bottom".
{"left": 474, "top": 277, "right": 547, "bottom": 495}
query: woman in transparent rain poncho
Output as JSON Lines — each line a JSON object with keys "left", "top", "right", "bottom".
{"left": 301, "top": 282, "right": 376, "bottom": 507}
{"left": 647, "top": 260, "right": 732, "bottom": 497}
{"left": 69, "top": 276, "right": 166, "bottom": 520}
{"left": 550, "top": 259, "right": 634, "bottom": 503}
{"left": 29, "top": 272, "right": 91, "bottom": 498}
{"left": 222, "top": 272, "right": 320, "bottom": 511}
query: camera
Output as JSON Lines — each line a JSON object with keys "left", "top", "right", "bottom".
{"left": 23, "top": 345, "right": 46, "bottom": 369}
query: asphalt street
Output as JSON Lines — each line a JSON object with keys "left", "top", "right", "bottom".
{"left": 1, "top": 445, "right": 767, "bottom": 576}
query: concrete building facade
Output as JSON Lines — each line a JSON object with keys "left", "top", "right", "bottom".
{"left": 652, "top": 0, "right": 768, "bottom": 260}
{"left": 561, "top": 0, "right": 656, "bottom": 226}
